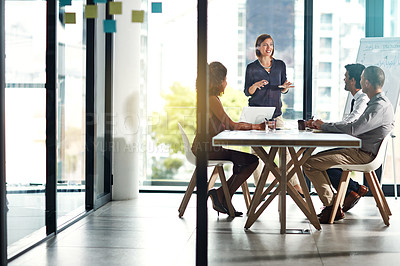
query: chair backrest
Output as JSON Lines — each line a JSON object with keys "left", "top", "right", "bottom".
{"left": 332, "top": 132, "right": 391, "bottom": 172}
{"left": 178, "top": 123, "right": 196, "bottom": 165}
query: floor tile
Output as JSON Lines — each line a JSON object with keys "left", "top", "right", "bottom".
{"left": 8, "top": 193, "right": 400, "bottom": 266}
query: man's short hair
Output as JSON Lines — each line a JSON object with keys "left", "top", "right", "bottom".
{"left": 345, "top": 63, "right": 365, "bottom": 89}
{"left": 363, "top": 66, "right": 385, "bottom": 88}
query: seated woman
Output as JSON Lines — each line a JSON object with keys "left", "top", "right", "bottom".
{"left": 192, "top": 61, "right": 264, "bottom": 217}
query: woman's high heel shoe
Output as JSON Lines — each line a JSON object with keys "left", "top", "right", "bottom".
{"left": 209, "top": 189, "right": 243, "bottom": 217}
{"left": 233, "top": 209, "right": 243, "bottom": 217}
{"left": 208, "top": 189, "right": 228, "bottom": 215}
{"left": 223, "top": 203, "right": 243, "bottom": 217}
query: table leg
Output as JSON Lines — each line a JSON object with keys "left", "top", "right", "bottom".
{"left": 245, "top": 147, "right": 278, "bottom": 229}
{"left": 287, "top": 147, "right": 321, "bottom": 230}
{"left": 246, "top": 146, "right": 320, "bottom": 232}
{"left": 279, "top": 147, "right": 287, "bottom": 234}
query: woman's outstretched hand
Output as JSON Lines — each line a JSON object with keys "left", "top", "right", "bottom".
{"left": 279, "top": 80, "right": 294, "bottom": 93}
{"left": 249, "top": 80, "right": 268, "bottom": 95}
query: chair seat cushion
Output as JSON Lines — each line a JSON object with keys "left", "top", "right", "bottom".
{"left": 330, "top": 162, "right": 378, "bottom": 172}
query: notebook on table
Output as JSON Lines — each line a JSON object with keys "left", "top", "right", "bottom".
{"left": 239, "top": 107, "right": 276, "bottom": 124}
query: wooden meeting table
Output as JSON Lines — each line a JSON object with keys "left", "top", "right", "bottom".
{"left": 212, "top": 129, "right": 361, "bottom": 233}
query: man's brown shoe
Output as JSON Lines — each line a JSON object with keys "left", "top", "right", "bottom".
{"left": 357, "top": 185, "right": 369, "bottom": 197}
{"left": 342, "top": 191, "right": 361, "bottom": 212}
{"left": 318, "top": 205, "right": 344, "bottom": 224}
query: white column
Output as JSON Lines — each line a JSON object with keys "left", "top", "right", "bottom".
{"left": 112, "top": 0, "right": 142, "bottom": 200}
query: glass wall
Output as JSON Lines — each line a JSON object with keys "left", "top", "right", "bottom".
{"left": 5, "top": 0, "right": 47, "bottom": 256}
{"left": 381, "top": 0, "right": 400, "bottom": 188}
{"left": 140, "top": 0, "right": 397, "bottom": 190}
{"left": 312, "top": 0, "right": 366, "bottom": 121}
{"left": 94, "top": 3, "right": 107, "bottom": 201}
{"left": 140, "top": 0, "right": 305, "bottom": 187}
{"left": 2, "top": 0, "right": 110, "bottom": 260}
{"left": 143, "top": 0, "right": 197, "bottom": 187}
{"left": 57, "top": 1, "right": 86, "bottom": 225}
{"left": 5, "top": 0, "right": 87, "bottom": 257}
{"left": 312, "top": 0, "right": 366, "bottom": 188}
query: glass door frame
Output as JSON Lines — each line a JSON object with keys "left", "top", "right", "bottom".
{"left": 1, "top": 0, "right": 7, "bottom": 264}
{"left": 46, "top": 0, "right": 57, "bottom": 236}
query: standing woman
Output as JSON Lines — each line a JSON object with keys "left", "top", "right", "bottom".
{"left": 192, "top": 61, "right": 263, "bottom": 217}
{"left": 244, "top": 34, "right": 293, "bottom": 128}
{"left": 244, "top": 34, "right": 303, "bottom": 194}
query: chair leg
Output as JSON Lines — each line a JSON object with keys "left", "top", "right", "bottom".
{"left": 216, "top": 165, "right": 235, "bottom": 217}
{"left": 329, "top": 171, "right": 350, "bottom": 224}
{"left": 391, "top": 136, "right": 398, "bottom": 199}
{"left": 178, "top": 169, "right": 197, "bottom": 217}
{"left": 253, "top": 163, "right": 260, "bottom": 186}
{"left": 371, "top": 170, "right": 392, "bottom": 216}
{"left": 339, "top": 176, "right": 351, "bottom": 208}
{"left": 208, "top": 167, "right": 219, "bottom": 191}
{"left": 241, "top": 181, "right": 251, "bottom": 210}
{"left": 365, "top": 172, "right": 390, "bottom": 226}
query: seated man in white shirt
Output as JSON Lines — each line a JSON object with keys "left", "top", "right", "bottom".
{"left": 306, "top": 63, "right": 369, "bottom": 212}
{"left": 340, "top": 63, "right": 369, "bottom": 124}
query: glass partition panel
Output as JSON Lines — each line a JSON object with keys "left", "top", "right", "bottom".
{"left": 312, "top": 0, "right": 366, "bottom": 187}
{"left": 312, "top": 0, "right": 366, "bottom": 121}
{"left": 56, "top": 1, "right": 86, "bottom": 225}
{"left": 142, "top": 0, "right": 197, "bottom": 188}
{"left": 94, "top": 3, "right": 106, "bottom": 201}
{"left": 5, "top": 0, "right": 46, "bottom": 257}
{"left": 382, "top": 0, "right": 400, "bottom": 188}
{"left": 141, "top": 0, "right": 305, "bottom": 187}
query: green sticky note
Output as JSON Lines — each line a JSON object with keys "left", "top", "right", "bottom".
{"left": 64, "top": 13, "right": 76, "bottom": 24}
{"left": 151, "top": 2, "right": 162, "bottom": 13}
{"left": 132, "top": 10, "right": 144, "bottom": 23}
{"left": 103, "top": 19, "right": 116, "bottom": 33}
{"left": 109, "top": 1, "right": 122, "bottom": 15}
{"left": 85, "top": 5, "right": 98, "bottom": 19}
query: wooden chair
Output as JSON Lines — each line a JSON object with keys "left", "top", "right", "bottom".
{"left": 328, "top": 133, "right": 392, "bottom": 225}
{"left": 177, "top": 123, "right": 251, "bottom": 217}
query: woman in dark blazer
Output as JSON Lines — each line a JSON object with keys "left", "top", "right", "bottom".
{"left": 244, "top": 34, "right": 303, "bottom": 195}
{"left": 244, "top": 34, "right": 293, "bottom": 128}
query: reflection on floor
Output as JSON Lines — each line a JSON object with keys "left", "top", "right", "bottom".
{"left": 8, "top": 193, "right": 400, "bottom": 266}
{"left": 7, "top": 192, "right": 85, "bottom": 245}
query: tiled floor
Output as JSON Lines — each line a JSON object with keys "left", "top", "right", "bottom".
{"left": 8, "top": 193, "right": 400, "bottom": 266}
